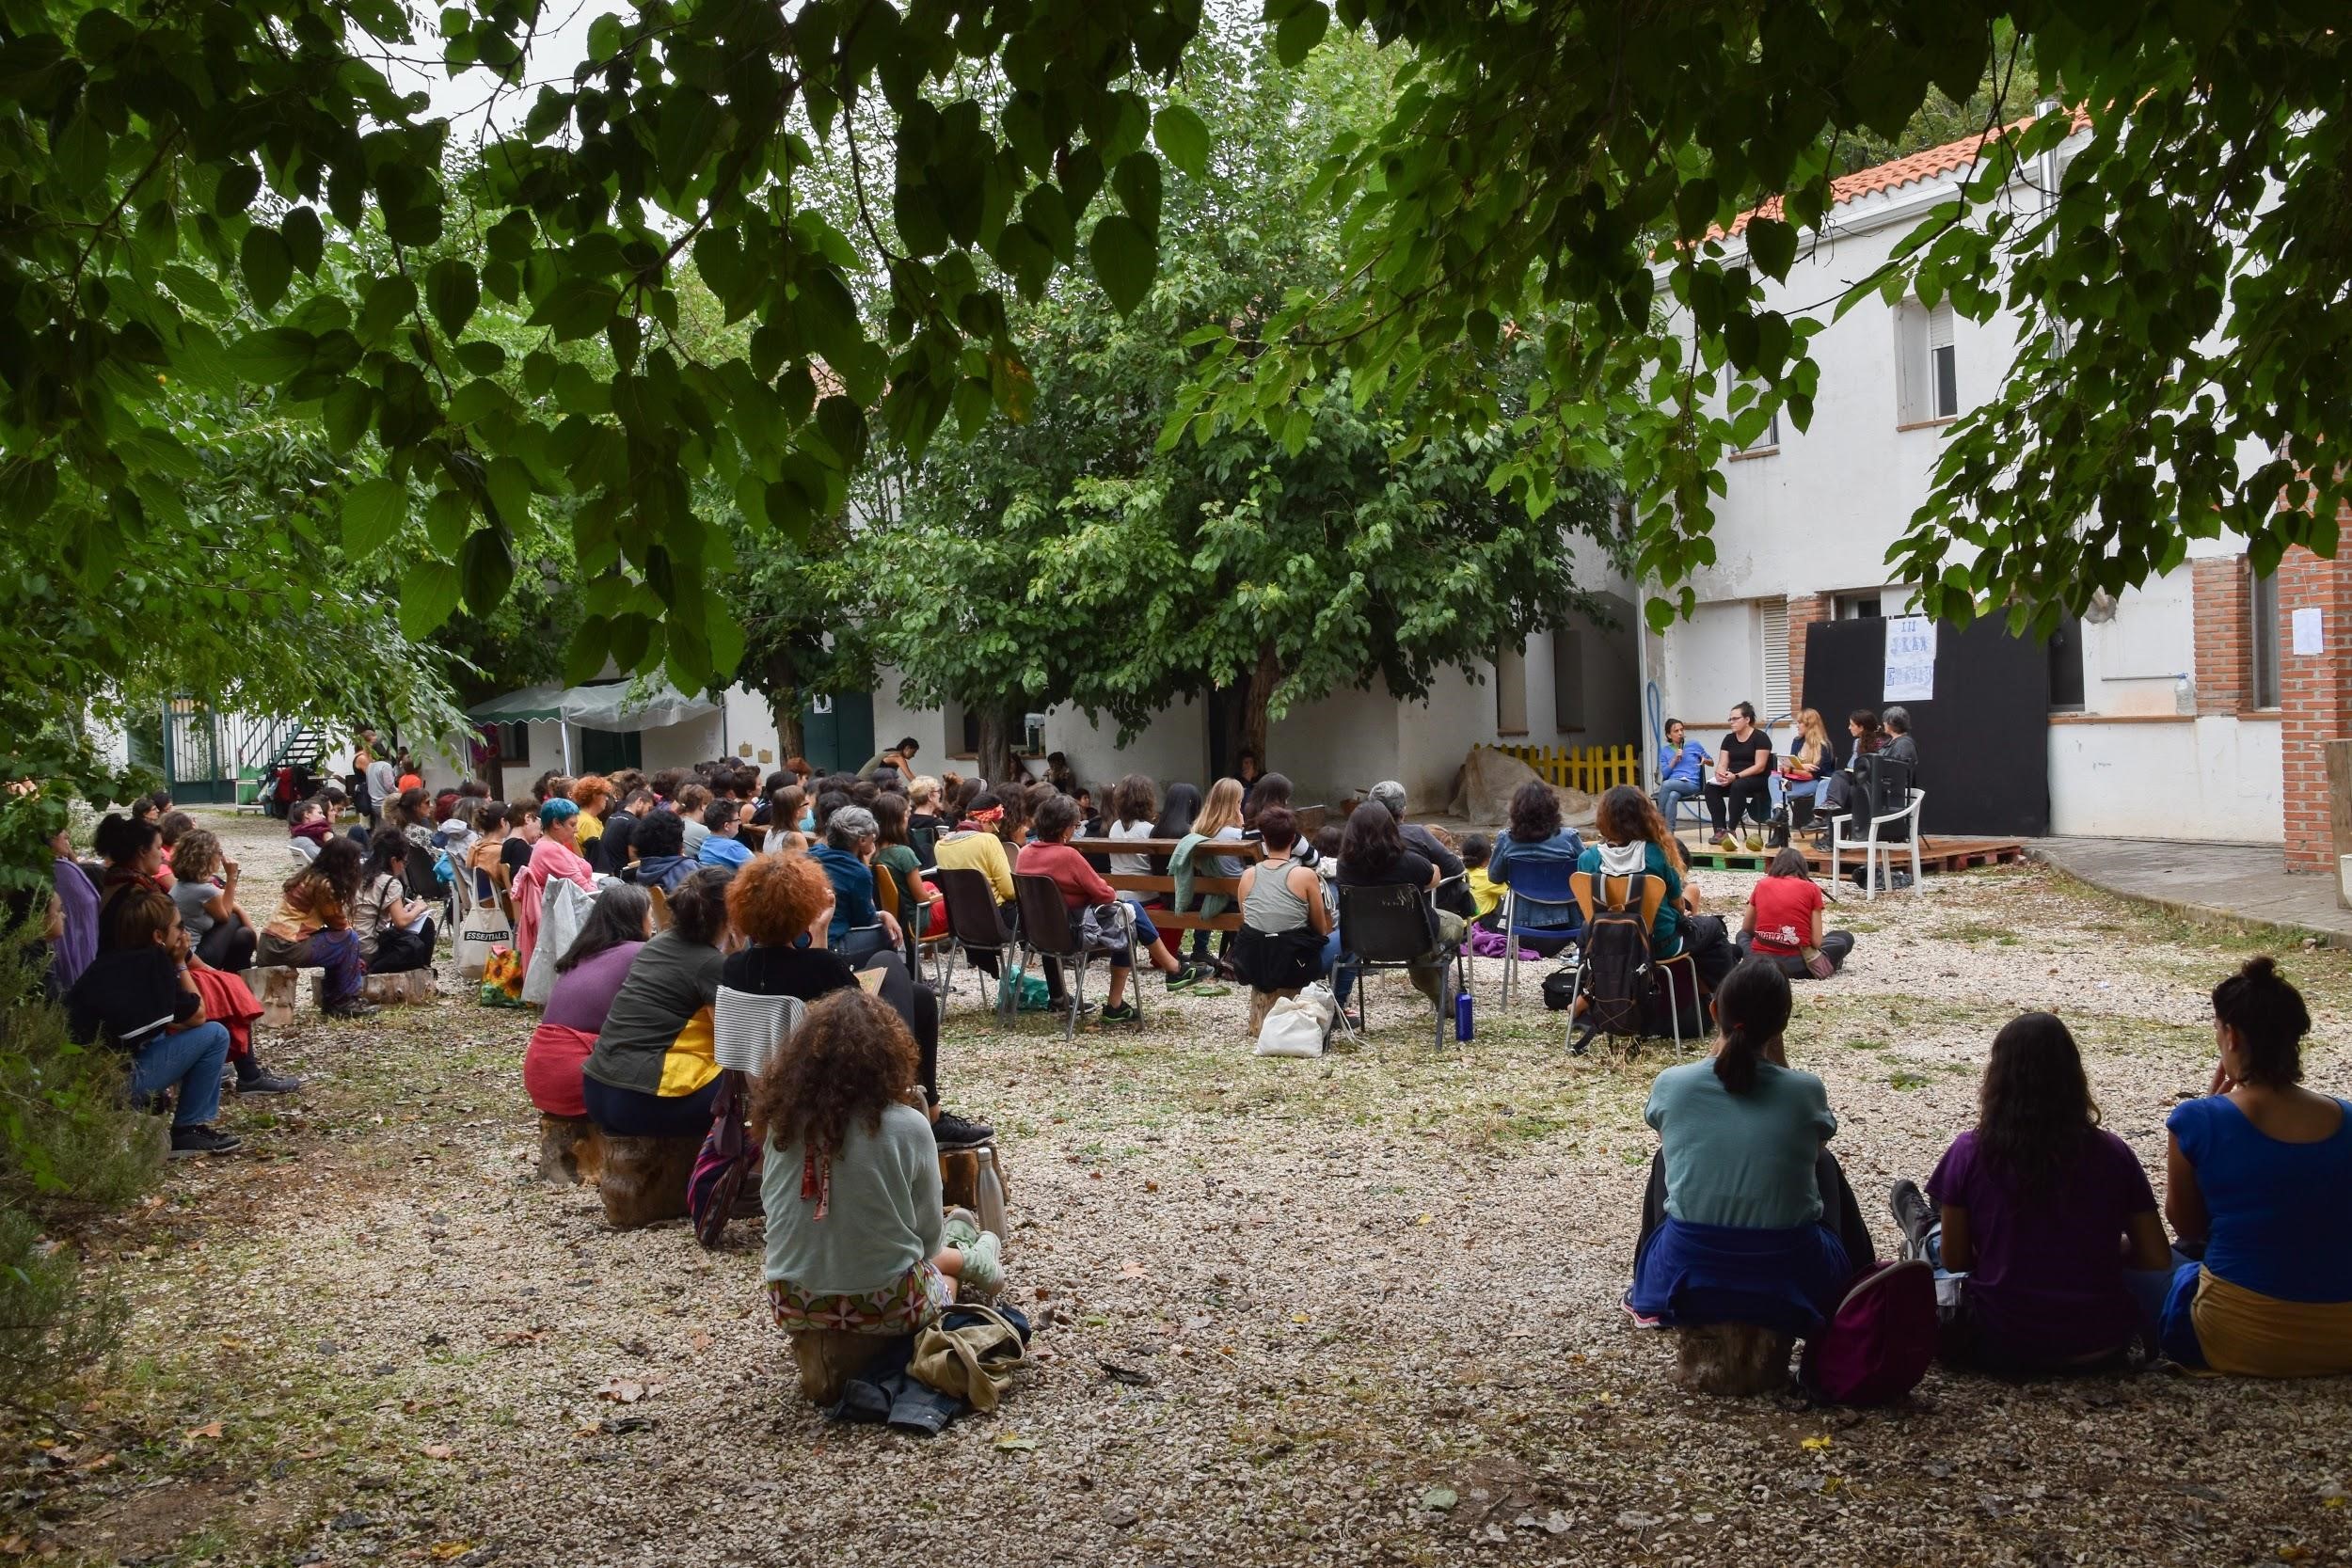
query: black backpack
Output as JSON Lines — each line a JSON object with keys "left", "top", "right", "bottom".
{"left": 1576, "top": 872, "right": 1656, "bottom": 1042}
{"left": 1857, "top": 754, "right": 1915, "bottom": 840}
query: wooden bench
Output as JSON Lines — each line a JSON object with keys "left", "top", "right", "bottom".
{"left": 1068, "top": 837, "right": 1265, "bottom": 934}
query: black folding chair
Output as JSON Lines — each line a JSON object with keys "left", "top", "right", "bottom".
{"left": 1012, "top": 873, "right": 1137, "bottom": 1040}
{"left": 1334, "top": 881, "right": 1463, "bottom": 1052}
{"left": 933, "top": 866, "right": 1016, "bottom": 1019}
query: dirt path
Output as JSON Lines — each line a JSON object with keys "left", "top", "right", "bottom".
{"left": 7, "top": 812, "right": 2350, "bottom": 1566}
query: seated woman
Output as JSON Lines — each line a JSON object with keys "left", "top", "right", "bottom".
{"left": 466, "top": 801, "right": 514, "bottom": 909}
{"left": 568, "top": 773, "right": 613, "bottom": 863}
{"left": 355, "top": 828, "right": 438, "bottom": 974}
{"left": 1576, "top": 784, "right": 1690, "bottom": 965}
{"left": 808, "top": 805, "right": 900, "bottom": 962}
{"left": 525, "top": 884, "right": 651, "bottom": 1121}
{"left": 1232, "top": 805, "right": 1337, "bottom": 1004}
{"left": 392, "top": 786, "right": 439, "bottom": 852}
{"left": 1179, "top": 777, "right": 1249, "bottom": 962}
{"left": 64, "top": 888, "right": 240, "bottom": 1156}
{"left": 1735, "top": 847, "right": 1853, "bottom": 978}
{"left": 1486, "top": 779, "right": 1585, "bottom": 951}
{"left": 255, "top": 836, "right": 373, "bottom": 1018}
{"left": 1629, "top": 959, "right": 1864, "bottom": 1342}
{"left": 287, "top": 798, "right": 335, "bottom": 863}
{"left": 1776, "top": 708, "right": 1832, "bottom": 829}
{"left": 1654, "top": 718, "right": 1708, "bottom": 829}
{"left": 620, "top": 808, "right": 695, "bottom": 895}
{"left": 1815, "top": 708, "right": 1882, "bottom": 824}
{"left": 1243, "top": 770, "right": 1293, "bottom": 830}
{"left": 675, "top": 782, "right": 716, "bottom": 857}
{"left": 581, "top": 867, "right": 737, "bottom": 1139}
{"left": 1019, "top": 794, "right": 1205, "bottom": 1022}
{"left": 721, "top": 854, "right": 989, "bottom": 1147}
{"left": 751, "top": 989, "right": 1004, "bottom": 1402}
{"left": 93, "top": 813, "right": 171, "bottom": 949}
{"left": 1333, "top": 800, "right": 1469, "bottom": 1008}
{"left": 2157, "top": 957, "right": 2352, "bottom": 1376}
{"left": 870, "top": 794, "right": 941, "bottom": 950}
{"left": 167, "top": 829, "right": 257, "bottom": 972}
{"left": 1887, "top": 1012, "right": 2171, "bottom": 1372}
{"left": 512, "top": 797, "right": 598, "bottom": 974}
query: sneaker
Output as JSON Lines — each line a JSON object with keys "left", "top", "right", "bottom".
{"left": 958, "top": 1231, "right": 1005, "bottom": 1299}
{"left": 168, "top": 1125, "right": 243, "bottom": 1158}
{"left": 1099, "top": 1002, "right": 1140, "bottom": 1023}
{"left": 1888, "top": 1179, "right": 1934, "bottom": 1256}
{"left": 930, "top": 1109, "right": 994, "bottom": 1148}
{"left": 941, "top": 1211, "right": 983, "bottom": 1251}
{"left": 234, "top": 1069, "right": 304, "bottom": 1094}
{"left": 322, "top": 997, "right": 377, "bottom": 1020}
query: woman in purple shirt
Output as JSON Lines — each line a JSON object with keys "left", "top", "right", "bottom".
{"left": 523, "top": 884, "right": 651, "bottom": 1121}
{"left": 1888, "top": 1012, "right": 2172, "bottom": 1370}
{"left": 48, "top": 826, "right": 99, "bottom": 996}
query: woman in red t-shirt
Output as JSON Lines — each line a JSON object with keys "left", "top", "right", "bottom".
{"left": 1737, "top": 847, "right": 1853, "bottom": 978}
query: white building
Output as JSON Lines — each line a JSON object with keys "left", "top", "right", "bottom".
{"left": 1651, "top": 117, "right": 2283, "bottom": 842}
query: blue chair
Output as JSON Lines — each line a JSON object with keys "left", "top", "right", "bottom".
{"left": 1497, "top": 856, "right": 1582, "bottom": 1007}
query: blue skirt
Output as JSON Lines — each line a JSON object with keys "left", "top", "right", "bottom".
{"left": 1629, "top": 1215, "right": 1853, "bottom": 1338}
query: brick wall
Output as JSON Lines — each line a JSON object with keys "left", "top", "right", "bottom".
{"left": 1787, "top": 594, "right": 1831, "bottom": 713}
{"left": 2189, "top": 557, "right": 2249, "bottom": 716}
{"left": 2277, "top": 543, "right": 2352, "bottom": 870}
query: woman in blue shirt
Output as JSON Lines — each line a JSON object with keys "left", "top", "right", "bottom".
{"left": 1653, "top": 718, "right": 1709, "bottom": 829}
{"left": 1486, "top": 780, "right": 1583, "bottom": 947}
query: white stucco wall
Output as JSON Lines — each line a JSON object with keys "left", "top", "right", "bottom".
{"left": 1044, "top": 698, "right": 1206, "bottom": 795}
{"left": 2048, "top": 717, "right": 2282, "bottom": 841}
{"left": 1659, "top": 599, "right": 1765, "bottom": 736}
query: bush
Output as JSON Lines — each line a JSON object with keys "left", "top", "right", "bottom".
{"left": 0, "top": 934, "right": 160, "bottom": 1408}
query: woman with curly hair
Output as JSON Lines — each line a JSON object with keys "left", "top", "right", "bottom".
{"left": 1886, "top": 1012, "right": 2171, "bottom": 1372}
{"left": 2154, "top": 957, "right": 2352, "bottom": 1376}
{"left": 256, "top": 835, "right": 373, "bottom": 1018}
{"left": 167, "top": 828, "right": 257, "bottom": 973}
{"left": 568, "top": 773, "right": 613, "bottom": 863}
{"left": 751, "top": 989, "right": 1004, "bottom": 1402}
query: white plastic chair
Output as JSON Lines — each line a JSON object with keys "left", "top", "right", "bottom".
{"left": 1829, "top": 788, "right": 1926, "bottom": 900}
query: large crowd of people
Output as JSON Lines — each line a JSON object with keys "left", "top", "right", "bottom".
{"left": 31, "top": 729, "right": 2346, "bottom": 1403}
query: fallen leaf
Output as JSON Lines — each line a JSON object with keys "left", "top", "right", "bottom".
{"left": 1800, "top": 1434, "right": 1833, "bottom": 1451}
{"left": 2278, "top": 1549, "right": 2310, "bottom": 1564}
{"left": 595, "top": 1378, "right": 647, "bottom": 1403}
{"left": 993, "top": 1434, "right": 1039, "bottom": 1452}
{"left": 421, "top": 1444, "right": 454, "bottom": 1460}
{"left": 1290, "top": 1312, "right": 1311, "bottom": 1324}
{"left": 429, "top": 1543, "right": 472, "bottom": 1560}
{"left": 1415, "top": 1213, "right": 1433, "bottom": 1226}
{"left": 689, "top": 1332, "right": 713, "bottom": 1354}
{"left": 1117, "top": 1260, "right": 1146, "bottom": 1278}
{"left": 183, "top": 1421, "right": 223, "bottom": 1441}
{"left": 1144, "top": 1180, "right": 1158, "bottom": 1192}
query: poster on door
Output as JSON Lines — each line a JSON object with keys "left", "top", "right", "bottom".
{"left": 1883, "top": 615, "right": 1937, "bottom": 703}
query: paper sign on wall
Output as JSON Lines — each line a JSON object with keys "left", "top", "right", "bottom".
{"left": 2293, "top": 606, "right": 2324, "bottom": 657}
{"left": 1883, "top": 615, "right": 1937, "bottom": 703}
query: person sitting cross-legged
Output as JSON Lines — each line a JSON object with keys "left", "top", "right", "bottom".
{"left": 753, "top": 988, "right": 1006, "bottom": 1404}
{"left": 1886, "top": 1012, "right": 2173, "bottom": 1373}
{"left": 256, "top": 836, "right": 373, "bottom": 1019}
{"left": 1019, "top": 793, "right": 1209, "bottom": 1023}
{"left": 1734, "top": 847, "right": 1853, "bottom": 979}
{"left": 65, "top": 887, "right": 241, "bottom": 1156}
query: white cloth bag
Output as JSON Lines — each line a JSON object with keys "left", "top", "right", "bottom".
{"left": 1254, "top": 981, "right": 1337, "bottom": 1058}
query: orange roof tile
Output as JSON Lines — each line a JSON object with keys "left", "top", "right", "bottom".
{"left": 1720, "top": 107, "right": 2089, "bottom": 238}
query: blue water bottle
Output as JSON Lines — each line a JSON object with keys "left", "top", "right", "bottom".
{"left": 1454, "top": 989, "right": 1474, "bottom": 1042}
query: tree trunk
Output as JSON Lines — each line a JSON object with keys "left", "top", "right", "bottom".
{"left": 773, "top": 702, "right": 805, "bottom": 763}
{"left": 1242, "top": 641, "right": 1279, "bottom": 773}
{"left": 975, "top": 699, "right": 1020, "bottom": 788}
{"left": 763, "top": 651, "right": 805, "bottom": 761}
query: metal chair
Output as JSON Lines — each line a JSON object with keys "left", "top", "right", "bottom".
{"left": 1495, "top": 856, "right": 1581, "bottom": 1007}
{"left": 1333, "top": 881, "right": 1462, "bottom": 1053}
{"left": 1011, "top": 873, "right": 1136, "bottom": 1040}
{"left": 931, "top": 866, "right": 1016, "bottom": 1017}
{"left": 1828, "top": 788, "right": 1926, "bottom": 900}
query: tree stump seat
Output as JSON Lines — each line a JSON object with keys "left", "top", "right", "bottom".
{"left": 596, "top": 1132, "right": 700, "bottom": 1229}
{"left": 790, "top": 1329, "right": 895, "bottom": 1406}
{"left": 536, "top": 1114, "right": 605, "bottom": 1186}
{"left": 1673, "top": 1322, "right": 1794, "bottom": 1396}
{"left": 311, "top": 968, "right": 435, "bottom": 1008}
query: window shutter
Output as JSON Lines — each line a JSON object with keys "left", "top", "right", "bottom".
{"left": 1760, "top": 598, "right": 1791, "bottom": 721}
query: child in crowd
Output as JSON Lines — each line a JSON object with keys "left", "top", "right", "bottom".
{"left": 751, "top": 988, "right": 1004, "bottom": 1404}
{"left": 698, "top": 799, "right": 754, "bottom": 867}
{"left": 1735, "top": 847, "right": 1853, "bottom": 978}
{"left": 1888, "top": 1012, "right": 2172, "bottom": 1372}
{"left": 1459, "top": 833, "right": 1502, "bottom": 921}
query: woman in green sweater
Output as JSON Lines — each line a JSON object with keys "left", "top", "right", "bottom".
{"left": 751, "top": 989, "right": 1004, "bottom": 1397}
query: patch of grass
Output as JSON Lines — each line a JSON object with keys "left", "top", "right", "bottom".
{"left": 1888, "top": 1071, "right": 1931, "bottom": 1090}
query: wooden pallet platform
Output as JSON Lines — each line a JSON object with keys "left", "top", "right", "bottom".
{"left": 1676, "top": 835, "right": 2026, "bottom": 876}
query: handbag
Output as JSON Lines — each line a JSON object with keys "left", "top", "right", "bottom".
{"left": 455, "top": 889, "right": 514, "bottom": 980}
{"left": 478, "top": 944, "right": 526, "bottom": 1007}
{"left": 1254, "top": 981, "right": 1336, "bottom": 1057}
{"left": 907, "top": 1303, "right": 1033, "bottom": 1413}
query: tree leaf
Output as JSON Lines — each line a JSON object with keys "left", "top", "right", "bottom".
{"left": 459, "top": 527, "right": 515, "bottom": 613}
{"left": 1152, "top": 104, "right": 1209, "bottom": 180}
{"left": 1744, "top": 216, "right": 1797, "bottom": 281}
{"left": 240, "top": 226, "right": 293, "bottom": 312}
{"left": 1087, "top": 214, "right": 1156, "bottom": 315}
{"left": 485, "top": 455, "right": 532, "bottom": 530}
{"left": 1112, "top": 152, "right": 1161, "bottom": 237}
{"left": 1273, "top": 2, "right": 1328, "bottom": 66}
{"left": 341, "top": 476, "right": 405, "bottom": 557}
{"left": 281, "top": 206, "right": 325, "bottom": 277}
{"left": 398, "top": 560, "right": 463, "bottom": 639}
{"left": 223, "top": 327, "right": 316, "bottom": 384}
{"left": 425, "top": 259, "right": 479, "bottom": 339}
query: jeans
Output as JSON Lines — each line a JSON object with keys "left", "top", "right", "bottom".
{"left": 256, "top": 927, "right": 366, "bottom": 1001}
{"left": 582, "top": 1072, "right": 723, "bottom": 1138}
{"left": 1734, "top": 928, "right": 1855, "bottom": 976}
{"left": 1655, "top": 780, "right": 1702, "bottom": 827}
{"left": 131, "top": 1022, "right": 230, "bottom": 1128}
{"left": 1704, "top": 776, "right": 1773, "bottom": 835}
{"left": 1639, "top": 1147, "right": 1875, "bottom": 1269}
{"left": 1102, "top": 905, "right": 1162, "bottom": 972}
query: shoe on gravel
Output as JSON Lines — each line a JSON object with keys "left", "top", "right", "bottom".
{"left": 1099, "top": 1002, "right": 1140, "bottom": 1023}
{"left": 1888, "top": 1178, "right": 1935, "bottom": 1257}
{"left": 234, "top": 1070, "right": 304, "bottom": 1094}
{"left": 930, "top": 1109, "right": 995, "bottom": 1148}
{"left": 322, "top": 997, "right": 377, "bottom": 1020}
{"left": 168, "top": 1125, "right": 243, "bottom": 1158}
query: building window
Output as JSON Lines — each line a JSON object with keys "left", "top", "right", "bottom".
{"left": 1494, "top": 643, "right": 1529, "bottom": 736}
{"left": 1551, "top": 629, "right": 1585, "bottom": 731}
{"left": 492, "top": 721, "right": 530, "bottom": 765}
{"left": 1895, "top": 298, "right": 1959, "bottom": 424}
{"left": 1760, "top": 598, "right": 1790, "bottom": 723}
{"left": 2048, "top": 621, "right": 2085, "bottom": 712}
{"left": 2249, "top": 567, "right": 2280, "bottom": 709}
{"left": 1835, "top": 592, "right": 1883, "bottom": 620}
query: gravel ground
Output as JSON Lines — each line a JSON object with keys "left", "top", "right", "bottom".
{"left": 7, "top": 811, "right": 2350, "bottom": 1567}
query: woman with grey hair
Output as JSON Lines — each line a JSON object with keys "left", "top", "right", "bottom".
{"left": 810, "top": 804, "right": 899, "bottom": 961}
{"left": 1879, "top": 706, "right": 1918, "bottom": 770}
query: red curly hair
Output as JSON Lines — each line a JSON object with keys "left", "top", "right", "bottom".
{"left": 726, "top": 852, "right": 834, "bottom": 948}
{"left": 747, "top": 990, "right": 917, "bottom": 1157}
{"left": 569, "top": 773, "right": 613, "bottom": 815}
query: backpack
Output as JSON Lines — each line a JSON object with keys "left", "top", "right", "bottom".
{"left": 1799, "top": 1259, "right": 1936, "bottom": 1405}
{"left": 1576, "top": 872, "right": 1655, "bottom": 1038}
{"left": 688, "top": 1069, "right": 760, "bottom": 1249}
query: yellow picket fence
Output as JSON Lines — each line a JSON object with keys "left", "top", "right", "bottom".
{"left": 1497, "top": 742, "right": 1641, "bottom": 796}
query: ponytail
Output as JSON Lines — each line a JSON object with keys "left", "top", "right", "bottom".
{"left": 669, "top": 864, "right": 737, "bottom": 945}
{"left": 1711, "top": 958, "right": 1793, "bottom": 1097}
